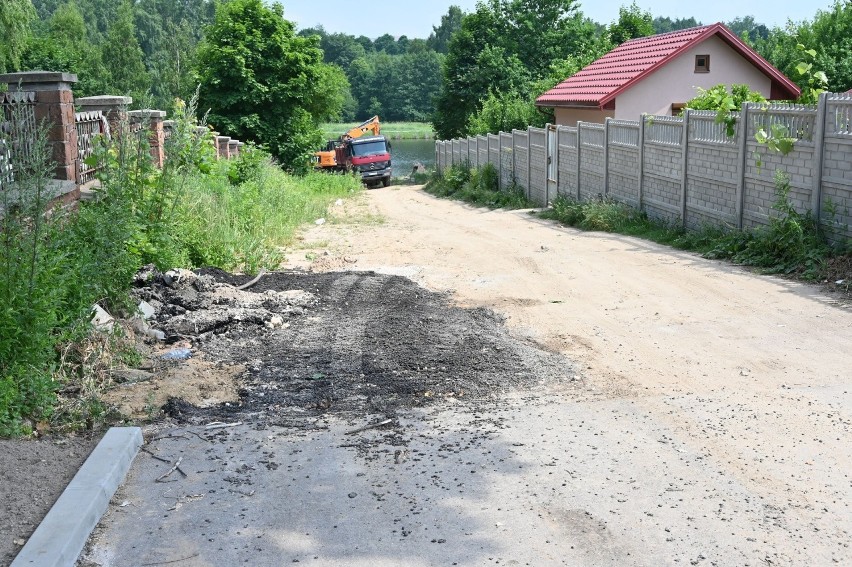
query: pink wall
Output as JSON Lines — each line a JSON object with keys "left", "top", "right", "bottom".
{"left": 554, "top": 107, "right": 614, "bottom": 126}
{"left": 614, "top": 35, "right": 772, "bottom": 120}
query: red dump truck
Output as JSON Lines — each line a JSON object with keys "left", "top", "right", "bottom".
{"left": 313, "top": 117, "right": 392, "bottom": 187}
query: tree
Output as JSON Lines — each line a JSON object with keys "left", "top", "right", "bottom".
{"left": 727, "top": 16, "right": 769, "bottom": 44}
{"left": 102, "top": 0, "right": 150, "bottom": 102}
{"left": 652, "top": 16, "right": 700, "bottom": 34}
{"left": 320, "top": 32, "right": 367, "bottom": 72}
{"left": 428, "top": 5, "right": 464, "bottom": 54}
{"left": 196, "top": 0, "right": 345, "bottom": 171}
{"left": 0, "top": 0, "right": 36, "bottom": 73}
{"left": 433, "top": 0, "right": 598, "bottom": 139}
{"left": 608, "top": 3, "right": 655, "bottom": 45}
{"left": 803, "top": 0, "right": 852, "bottom": 92}
{"left": 21, "top": 0, "right": 109, "bottom": 96}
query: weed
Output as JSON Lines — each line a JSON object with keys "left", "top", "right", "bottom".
{"left": 425, "top": 163, "right": 533, "bottom": 210}
{"left": 538, "top": 172, "right": 835, "bottom": 281}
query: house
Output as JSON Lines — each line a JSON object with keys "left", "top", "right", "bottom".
{"left": 536, "top": 23, "right": 800, "bottom": 125}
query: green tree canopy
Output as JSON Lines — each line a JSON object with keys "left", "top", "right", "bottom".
{"left": 196, "top": 0, "right": 346, "bottom": 171}
{"left": 608, "top": 3, "right": 655, "bottom": 45}
{"left": 0, "top": 0, "right": 37, "bottom": 73}
{"left": 427, "top": 5, "right": 464, "bottom": 54}
{"left": 652, "top": 16, "right": 700, "bottom": 34}
{"left": 433, "top": 0, "right": 598, "bottom": 139}
{"left": 102, "top": 0, "right": 150, "bottom": 102}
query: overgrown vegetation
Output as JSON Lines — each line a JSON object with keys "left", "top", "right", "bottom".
{"left": 539, "top": 171, "right": 839, "bottom": 281}
{"left": 0, "top": 95, "right": 360, "bottom": 436}
{"left": 425, "top": 163, "right": 532, "bottom": 209}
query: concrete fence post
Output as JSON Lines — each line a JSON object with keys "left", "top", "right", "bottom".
{"left": 552, "top": 124, "right": 560, "bottom": 201}
{"left": 735, "top": 103, "right": 750, "bottom": 229}
{"left": 494, "top": 135, "right": 501, "bottom": 191}
{"left": 811, "top": 92, "right": 829, "bottom": 223}
{"left": 76, "top": 95, "right": 132, "bottom": 138}
{"left": 512, "top": 130, "right": 518, "bottom": 188}
{"left": 637, "top": 114, "right": 646, "bottom": 212}
{"left": 576, "top": 121, "right": 582, "bottom": 200}
{"left": 0, "top": 71, "right": 79, "bottom": 192}
{"left": 603, "top": 117, "right": 611, "bottom": 196}
{"left": 526, "top": 126, "right": 532, "bottom": 200}
{"left": 680, "top": 110, "right": 691, "bottom": 228}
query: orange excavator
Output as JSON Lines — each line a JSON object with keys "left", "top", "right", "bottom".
{"left": 313, "top": 116, "right": 382, "bottom": 170}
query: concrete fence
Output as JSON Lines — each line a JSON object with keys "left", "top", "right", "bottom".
{"left": 436, "top": 93, "right": 852, "bottom": 242}
{"left": 0, "top": 71, "right": 244, "bottom": 208}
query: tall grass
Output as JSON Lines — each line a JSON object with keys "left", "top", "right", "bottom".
{"left": 425, "top": 163, "right": 533, "bottom": 209}
{"left": 539, "top": 171, "right": 837, "bottom": 280}
{"left": 179, "top": 163, "right": 361, "bottom": 273}
{"left": 0, "top": 95, "right": 362, "bottom": 435}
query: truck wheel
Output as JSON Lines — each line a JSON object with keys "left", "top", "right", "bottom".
{"left": 382, "top": 176, "right": 391, "bottom": 188}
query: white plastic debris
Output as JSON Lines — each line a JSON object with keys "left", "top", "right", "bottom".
{"left": 91, "top": 304, "right": 115, "bottom": 332}
{"left": 137, "top": 300, "right": 156, "bottom": 320}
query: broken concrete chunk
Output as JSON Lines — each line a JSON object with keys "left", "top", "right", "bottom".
{"left": 137, "top": 300, "right": 156, "bottom": 320}
{"left": 91, "top": 304, "right": 115, "bottom": 332}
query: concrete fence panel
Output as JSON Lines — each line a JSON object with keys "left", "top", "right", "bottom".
{"left": 607, "top": 119, "right": 640, "bottom": 208}
{"left": 434, "top": 93, "right": 852, "bottom": 243}
{"left": 742, "top": 104, "right": 818, "bottom": 229}
{"left": 821, "top": 94, "right": 852, "bottom": 241}
{"left": 579, "top": 122, "right": 605, "bottom": 200}
{"left": 684, "top": 111, "right": 740, "bottom": 228}
{"left": 513, "top": 129, "right": 529, "bottom": 195}
{"left": 556, "top": 126, "right": 578, "bottom": 198}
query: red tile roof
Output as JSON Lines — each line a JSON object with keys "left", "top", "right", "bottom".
{"left": 536, "top": 23, "right": 800, "bottom": 108}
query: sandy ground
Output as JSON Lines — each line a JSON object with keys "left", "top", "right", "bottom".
{"left": 299, "top": 186, "right": 852, "bottom": 561}
{"left": 77, "top": 185, "right": 851, "bottom": 566}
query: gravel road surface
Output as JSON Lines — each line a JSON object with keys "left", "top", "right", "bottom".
{"left": 78, "top": 186, "right": 851, "bottom": 566}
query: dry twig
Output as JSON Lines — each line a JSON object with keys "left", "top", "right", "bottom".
{"left": 155, "top": 456, "right": 184, "bottom": 482}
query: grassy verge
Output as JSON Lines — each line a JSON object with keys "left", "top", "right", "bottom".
{"left": 179, "top": 163, "right": 361, "bottom": 273}
{"left": 424, "top": 163, "right": 533, "bottom": 209}
{"left": 0, "top": 97, "right": 362, "bottom": 436}
{"left": 321, "top": 121, "right": 434, "bottom": 140}
{"left": 538, "top": 170, "right": 846, "bottom": 282}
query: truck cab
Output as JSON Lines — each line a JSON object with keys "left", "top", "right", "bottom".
{"left": 337, "top": 135, "right": 392, "bottom": 187}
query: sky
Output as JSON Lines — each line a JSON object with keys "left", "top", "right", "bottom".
{"left": 277, "top": 0, "right": 836, "bottom": 39}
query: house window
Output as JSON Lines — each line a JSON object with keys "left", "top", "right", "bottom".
{"left": 695, "top": 55, "right": 710, "bottom": 73}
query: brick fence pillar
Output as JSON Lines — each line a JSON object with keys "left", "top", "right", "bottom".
{"left": 129, "top": 110, "right": 167, "bottom": 167}
{"left": 0, "top": 71, "right": 79, "bottom": 187}
{"left": 216, "top": 136, "right": 231, "bottom": 160}
{"left": 76, "top": 95, "right": 132, "bottom": 138}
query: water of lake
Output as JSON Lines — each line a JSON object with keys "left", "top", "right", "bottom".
{"left": 390, "top": 138, "right": 436, "bottom": 177}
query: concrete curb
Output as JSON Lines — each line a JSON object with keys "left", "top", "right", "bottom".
{"left": 11, "top": 427, "right": 144, "bottom": 567}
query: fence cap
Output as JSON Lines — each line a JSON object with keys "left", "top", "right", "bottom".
{"left": 77, "top": 95, "right": 133, "bottom": 108}
{"left": 128, "top": 109, "right": 166, "bottom": 119}
{"left": 0, "top": 71, "right": 77, "bottom": 91}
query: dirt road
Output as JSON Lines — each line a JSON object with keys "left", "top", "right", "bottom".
{"left": 299, "top": 186, "right": 852, "bottom": 560}
{"left": 79, "top": 186, "right": 851, "bottom": 566}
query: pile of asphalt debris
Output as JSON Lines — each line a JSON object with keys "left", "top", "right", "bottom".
{"left": 132, "top": 266, "right": 576, "bottom": 428}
